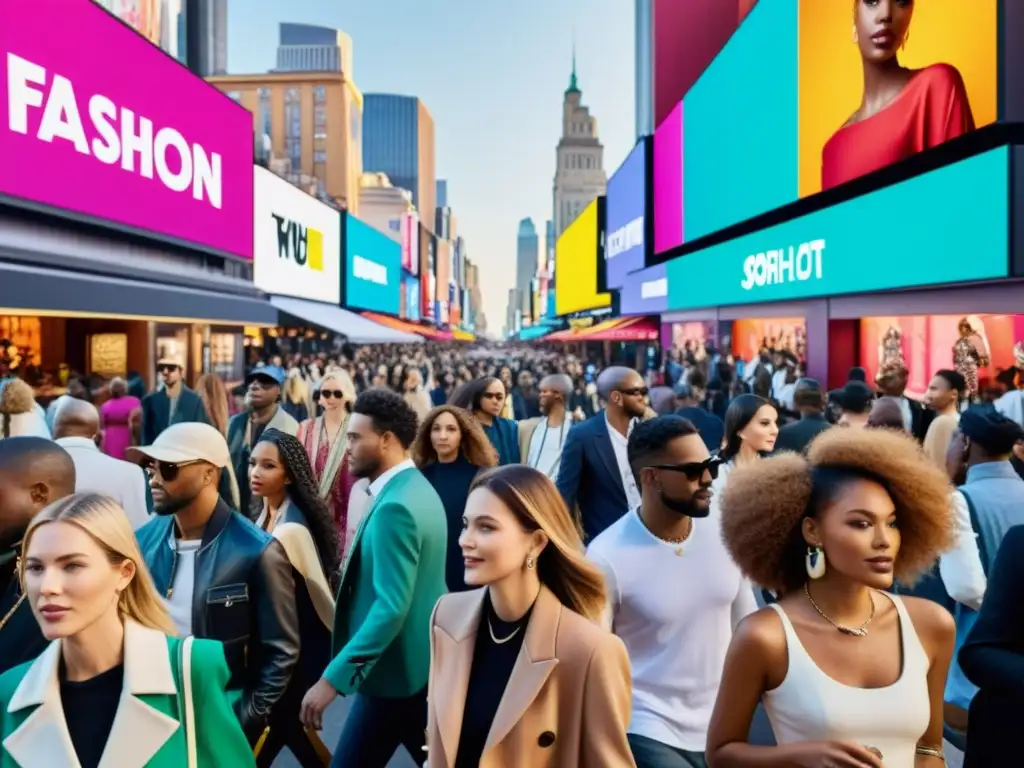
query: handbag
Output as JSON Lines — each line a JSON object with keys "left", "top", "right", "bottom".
{"left": 175, "top": 636, "right": 198, "bottom": 768}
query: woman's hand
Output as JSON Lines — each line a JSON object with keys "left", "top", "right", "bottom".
{"left": 786, "top": 740, "right": 884, "bottom": 768}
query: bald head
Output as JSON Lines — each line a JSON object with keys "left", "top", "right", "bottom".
{"left": 597, "top": 366, "right": 648, "bottom": 420}
{"left": 596, "top": 366, "right": 642, "bottom": 401}
{"left": 53, "top": 398, "right": 100, "bottom": 440}
{"left": 0, "top": 437, "right": 76, "bottom": 545}
{"left": 540, "top": 374, "right": 572, "bottom": 398}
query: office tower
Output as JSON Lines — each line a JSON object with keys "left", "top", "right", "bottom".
{"left": 362, "top": 94, "right": 436, "bottom": 221}
{"left": 186, "top": 0, "right": 227, "bottom": 76}
{"left": 436, "top": 179, "right": 448, "bottom": 208}
{"left": 516, "top": 218, "right": 539, "bottom": 317}
{"left": 275, "top": 22, "right": 353, "bottom": 74}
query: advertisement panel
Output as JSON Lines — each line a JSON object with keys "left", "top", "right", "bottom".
{"left": 436, "top": 239, "right": 451, "bottom": 321}
{"left": 620, "top": 263, "right": 668, "bottom": 316}
{"left": 254, "top": 166, "right": 341, "bottom": 304}
{"left": 653, "top": 102, "right": 683, "bottom": 255}
{"left": 683, "top": 0, "right": 997, "bottom": 243}
{"left": 1, "top": 0, "right": 254, "bottom": 260}
{"left": 405, "top": 275, "right": 421, "bottom": 323}
{"left": 419, "top": 225, "right": 436, "bottom": 322}
{"left": 92, "top": 0, "right": 186, "bottom": 63}
{"left": 666, "top": 148, "right": 1008, "bottom": 311}
{"left": 554, "top": 200, "right": 611, "bottom": 316}
{"left": 344, "top": 214, "right": 401, "bottom": 315}
{"left": 400, "top": 212, "right": 419, "bottom": 275}
{"left": 605, "top": 140, "right": 647, "bottom": 289}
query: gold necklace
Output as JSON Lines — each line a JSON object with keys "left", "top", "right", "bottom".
{"left": 804, "top": 583, "right": 876, "bottom": 637}
{"left": 0, "top": 556, "right": 25, "bottom": 632}
{"left": 648, "top": 517, "right": 693, "bottom": 556}
{"left": 487, "top": 616, "right": 522, "bottom": 644}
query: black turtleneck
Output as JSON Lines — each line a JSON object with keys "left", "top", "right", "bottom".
{"left": 455, "top": 593, "right": 532, "bottom": 768}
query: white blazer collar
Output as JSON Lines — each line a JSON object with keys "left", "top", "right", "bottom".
{"left": 4, "top": 619, "right": 181, "bottom": 768}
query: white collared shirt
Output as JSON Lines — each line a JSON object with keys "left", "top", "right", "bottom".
{"left": 605, "top": 413, "right": 642, "bottom": 510}
{"left": 55, "top": 436, "right": 150, "bottom": 529}
{"left": 368, "top": 457, "right": 416, "bottom": 498}
{"left": 939, "top": 489, "right": 987, "bottom": 610}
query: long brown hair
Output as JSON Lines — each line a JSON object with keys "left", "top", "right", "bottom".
{"left": 471, "top": 465, "right": 607, "bottom": 622}
{"left": 196, "top": 373, "right": 229, "bottom": 435}
{"left": 411, "top": 405, "right": 499, "bottom": 469}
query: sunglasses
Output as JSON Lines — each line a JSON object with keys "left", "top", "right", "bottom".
{"left": 319, "top": 389, "right": 346, "bottom": 400}
{"left": 248, "top": 377, "right": 279, "bottom": 389}
{"left": 157, "top": 365, "right": 179, "bottom": 374}
{"left": 650, "top": 457, "right": 723, "bottom": 482}
{"left": 617, "top": 386, "right": 649, "bottom": 397}
{"left": 146, "top": 460, "right": 202, "bottom": 482}
{"left": 482, "top": 391, "right": 505, "bottom": 400}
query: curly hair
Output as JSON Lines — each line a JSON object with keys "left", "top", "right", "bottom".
{"left": 352, "top": 387, "right": 420, "bottom": 448}
{"left": 1, "top": 379, "right": 37, "bottom": 438}
{"left": 256, "top": 429, "right": 341, "bottom": 589}
{"left": 411, "top": 405, "right": 499, "bottom": 469}
{"left": 719, "top": 427, "right": 953, "bottom": 594}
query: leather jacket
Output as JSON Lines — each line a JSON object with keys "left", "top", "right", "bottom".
{"left": 137, "top": 499, "right": 300, "bottom": 743}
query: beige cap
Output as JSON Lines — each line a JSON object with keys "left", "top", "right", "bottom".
{"left": 157, "top": 357, "right": 183, "bottom": 368}
{"left": 126, "top": 422, "right": 230, "bottom": 468}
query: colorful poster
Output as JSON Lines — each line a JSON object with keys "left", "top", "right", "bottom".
{"left": 554, "top": 200, "right": 611, "bottom": 316}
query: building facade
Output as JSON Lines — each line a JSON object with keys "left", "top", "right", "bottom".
{"left": 516, "top": 218, "right": 538, "bottom": 317}
{"left": 436, "top": 179, "right": 448, "bottom": 208}
{"left": 635, "top": 0, "right": 654, "bottom": 138}
{"left": 275, "top": 22, "right": 353, "bottom": 75}
{"left": 357, "top": 173, "right": 413, "bottom": 242}
{"left": 362, "top": 94, "right": 436, "bottom": 223}
{"left": 183, "top": 0, "right": 226, "bottom": 76}
{"left": 208, "top": 71, "right": 363, "bottom": 212}
{"left": 553, "top": 57, "right": 607, "bottom": 237}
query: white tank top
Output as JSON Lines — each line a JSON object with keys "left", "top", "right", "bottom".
{"left": 762, "top": 594, "right": 930, "bottom": 768}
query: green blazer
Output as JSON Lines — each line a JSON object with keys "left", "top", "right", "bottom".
{"left": 0, "top": 620, "right": 255, "bottom": 768}
{"left": 326, "top": 463, "right": 448, "bottom": 697}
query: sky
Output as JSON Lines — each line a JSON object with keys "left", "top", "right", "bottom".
{"left": 227, "top": 0, "right": 636, "bottom": 334}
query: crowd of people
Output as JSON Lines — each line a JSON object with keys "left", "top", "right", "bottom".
{"left": 0, "top": 338, "right": 1020, "bottom": 767}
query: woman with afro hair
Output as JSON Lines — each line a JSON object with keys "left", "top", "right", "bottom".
{"left": 706, "top": 428, "right": 956, "bottom": 768}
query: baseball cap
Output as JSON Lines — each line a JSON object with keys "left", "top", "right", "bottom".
{"left": 126, "top": 422, "right": 230, "bottom": 468}
{"left": 156, "top": 357, "right": 183, "bottom": 368}
{"left": 246, "top": 365, "right": 286, "bottom": 387}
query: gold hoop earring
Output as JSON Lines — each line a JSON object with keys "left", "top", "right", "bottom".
{"left": 526, "top": 556, "right": 535, "bottom": 570}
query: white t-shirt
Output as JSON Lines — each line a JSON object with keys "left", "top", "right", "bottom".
{"left": 526, "top": 419, "right": 569, "bottom": 479}
{"left": 587, "top": 507, "right": 758, "bottom": 751}
{"left": 164, "top": 539, "right": 201, "bottom": 637}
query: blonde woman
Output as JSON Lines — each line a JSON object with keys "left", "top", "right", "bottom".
{"left": 195, "top": 374, "right": 230, "bottom": 436}
{"left": 426, "top": 465, "right": 635, "bottom": 768}
{"left": 282, "top": 370, "right": 312, "bottom": 424}
{"left": 403, "top": 368, "right": 433, "bottom": 423}
{"left": 0, "top": 493, "right": 254, "bottom": 767}
{"left": 296, "top": 368, "right": 357, "bottom": 557}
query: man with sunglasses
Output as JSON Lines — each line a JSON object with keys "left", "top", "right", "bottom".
{"left": 557, "top": 366, "right": 650, "bottom": 541}
{"left": 132, "top": 422, "right": 300, "bottom": 746}
{"left": 140, "top": 357, "right": 211, "bottom": 446}
{"left": 587, "top": 416, "right": 757, "bottom": 768}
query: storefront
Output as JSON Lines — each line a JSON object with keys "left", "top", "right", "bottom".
{"left": 0, "top": 0, "right": 269, "bottom": 391}
{"left": 253, "top": 167, "right": 418, "bottom": 348}
{"left": 662, "top": 145, "right": 1022, "bottom": 387}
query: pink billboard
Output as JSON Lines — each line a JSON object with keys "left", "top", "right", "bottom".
{"left": 653, "top": 101, "right": 683, "bottom": 254}
{"left": 0, "top": 0, "right": 254, "bottom": 260}
{"left": 400, "top": 212, "right": 419, "bottom": 276}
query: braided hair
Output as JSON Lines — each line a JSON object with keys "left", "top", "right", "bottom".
{"left": 257, "top": 429, "right": 341, "bottom": 589}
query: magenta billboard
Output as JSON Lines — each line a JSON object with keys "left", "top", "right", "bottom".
{"left": 0, "top": 0, "right": 254, "bottom": 260}
{"left": 653, "top": 101, "right": 683, "bottom": 256}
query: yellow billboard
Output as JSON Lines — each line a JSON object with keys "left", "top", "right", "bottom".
{"left": 554, "top": 201, "right": 611, "bottom": 316}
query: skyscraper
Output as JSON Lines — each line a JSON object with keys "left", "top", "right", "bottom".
{"left": 274, "top": 23, "right": 353, "bottom": 74}
{"left": 436, "top": 179, "right": 448, "bottom": 208}
{"left": 635, "top": 0, "right": 654, "bottom": 138}
{"left": 185, "top": 0, "right": 227, "bottom": 76}
{"left": 553, "top": 53, "right": 607, "bottom": 237}
{"left": 516, "top": 218, "right": 539, "bottom": 317}
{"left": 362, "top": 94, "right": 436, "bottom": 222}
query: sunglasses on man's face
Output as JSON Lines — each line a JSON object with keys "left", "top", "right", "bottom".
{"left": 249, "top": 377, "right": 278, "bottom": 390}
{"left": 146, "top": 460, "right": 202, "bottom": 482}
{"left": 650, "top": 457, "right": 723, "bottom": 482}
{"left": 157, "top": 365, "right": 179, "bottom": 374}
{"left": 617, "top": 386, "right": 649, "bottom": 398}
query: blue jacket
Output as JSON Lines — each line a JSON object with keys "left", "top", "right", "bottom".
{"left": 555, "top": 413, "right": 629, "bottom": 542}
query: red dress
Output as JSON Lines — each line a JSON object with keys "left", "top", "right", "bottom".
{"left": 296, "top": 418, "right": 356, "bottom": 555}
{"left": 821, "top": 64, "right": 976, "bottom": 192}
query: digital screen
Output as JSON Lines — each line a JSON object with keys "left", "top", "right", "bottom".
{"left": 554, "top": 200, "right": 611, "bottom": 316}
{"left": 605, "top": 141, "right": 647, "bottom": 289}
{"left": 619, "top": 263, "right": 668, "bottom": 316}
{"left": 344, "top": 214, "right": 401, "bottom": 315}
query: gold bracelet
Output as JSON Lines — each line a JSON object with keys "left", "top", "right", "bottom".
{"left": 915, "top": 744, "right": 944, "bottom": 759}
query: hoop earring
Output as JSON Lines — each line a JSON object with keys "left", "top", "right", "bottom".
{"left": 526, "top": 556, "right": 535, "bottom": 570}
{"left": 806, "top": 546, "right": 826, "bottom": 580}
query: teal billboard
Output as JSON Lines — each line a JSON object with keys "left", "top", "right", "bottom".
{"left": 667, "top": 147, "right": 1009, "bottom": 311}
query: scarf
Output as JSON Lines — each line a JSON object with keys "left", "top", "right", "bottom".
{"left": 307, "top": 415, "right": 350, "bottom": 500}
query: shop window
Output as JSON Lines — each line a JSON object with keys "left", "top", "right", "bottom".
{"left": 0, "top": 316, "right": 41, "bottom": 376}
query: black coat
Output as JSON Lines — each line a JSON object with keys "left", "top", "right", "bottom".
{"left": 773, "top": 414, "right": 832, "bottom": 455}
{"left": 140, "top": 386, "right": 211, "bottom": 445}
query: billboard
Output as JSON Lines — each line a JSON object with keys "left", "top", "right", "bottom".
{"left": 344, "top": 214, "right": 401, "bottom": 315}
{"left": 605, "top": 140, "right": 648, "bottom": 289}
{"left": 92, "top": 0, "right": 186, "bottom": 63}
{"left": 653, "top": 102, "right": 683, "bottom": 255}
{"left": 404, "top": 274, "right": 421, "bottom": 323}
{"left": 400, "top": 212, "right": 419, "bottom": 275}
{"left": 419, "top": 225, "right": 436, "bottom": 322}
{"left": 554, "top": 200, "right": 611, "bottom": 316}
{"left": 681, "top": 0, "right": 997, "bottom": 243}
{"left": 436, "top": 239, "right": 451, "bottom": 321}
{"left": 254, "top": 167, "right": 341, "bottom": 304}
{"left": 0, "top": 0, "right": 254, "bottom": 260}
{"left": 666, "top": 147, "right": 1008, "bottom": 311}
{"left": 620, "top": 263, "right": 668, "bottom": 316}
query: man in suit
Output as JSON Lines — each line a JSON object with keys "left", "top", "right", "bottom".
{"left": 300, "top": 388, "right": 447, "bottom": 768}
{"left": 52, "top": 398, "right": 149, "bottom": 529}
{"left": 140, "top": 357, "right": 210, "bottom": 445}
{"left": 0, "top": 438, "right": 76, "bottom": 674}
{"left": 773, "top": 378, "right": 831, "bottom": 455}
{"left": 557, "top": 366, "right": 650, "bottom": 541}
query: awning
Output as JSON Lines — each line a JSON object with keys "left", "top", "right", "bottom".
{"left": 271, "top": 296, "right": 422, "bottom": 344}
{"left": 546, "top": 316, "right": 660, "bottom": 343}
{"left": 0, "top": 261, "right": 278, "bottom": 325}
{"left": 517, "top": 324, "right": 558, "bottom": 342}
{"left": 361, "top": 312, "right": 454, "bottom": 341}
{"left": 451, "top": 328, "right": 476, "bottom": 342}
